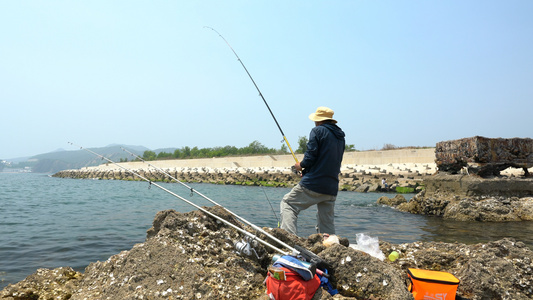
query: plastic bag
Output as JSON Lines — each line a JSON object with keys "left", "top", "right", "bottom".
{"left": 349, "top": 233, "right": 385, "bottom": 261}
{"left": 323, "top": 234, "right": 340, "bottom": 247}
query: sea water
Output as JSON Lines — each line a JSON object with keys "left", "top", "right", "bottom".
{"left": 1, "top": 172, "right": 532, "bottom": 289}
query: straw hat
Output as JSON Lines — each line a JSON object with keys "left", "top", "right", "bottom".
{"left": 309, "top": 106, "right": 337, "bottom": 123}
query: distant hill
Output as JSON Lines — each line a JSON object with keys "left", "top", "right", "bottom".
{"left": 30, "top": 145, "right": 150, "bottom": 173}
{"left": 3, "top": 156, "right": 32, "bottom": 163}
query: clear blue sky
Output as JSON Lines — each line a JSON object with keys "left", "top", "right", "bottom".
{"left": 2, "top": 1, "right": 532, "bottom": 159}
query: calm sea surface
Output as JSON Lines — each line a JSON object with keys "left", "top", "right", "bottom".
{"left": 1, "top": 173, "right": 532, "bottom": 289}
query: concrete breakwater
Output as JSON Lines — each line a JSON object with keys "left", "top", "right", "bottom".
{"left": 53, "top": 148, "right": 439, "bottom": 192}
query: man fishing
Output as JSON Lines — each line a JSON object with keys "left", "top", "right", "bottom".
{"left": 280, "top": 106, "right": 346, "bottom": 236}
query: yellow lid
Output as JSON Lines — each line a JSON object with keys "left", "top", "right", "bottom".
{"left": 408, "top": 268, "right": 460, "bottom": 284}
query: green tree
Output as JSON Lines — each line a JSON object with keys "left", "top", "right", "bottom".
{"left": 296, "top": 136, "right": 308, "bottom": 154}
{"left": 241, "top": 140, "right": 268, "bottom": 155}
{"left": 223, "top": 145, "right": 238, "bottom": 156}
{"left": 200, "top": 147, "right": 211, "bottom": 157}
{"left": 173, "top": 149, "right": 182, "bottom": 159}
{"left": 182, "top": 146, "right": 191, "bottom": 158}
{"left": 157, "top": 151, "right": 173, "bottom": 159}
{"left": 143, "top": 150, "right": 157, "bottom": 161}
{"left": 253, "top": 140, "right": 268, "bottom": 153}
{"left": 190, "top": 147, "right": 205, "bottom": 158}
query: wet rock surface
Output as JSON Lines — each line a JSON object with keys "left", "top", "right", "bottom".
{"left": 2, "top": 207, "right": 533, "bottom": 300}
{"left": 383, "top": 174, "right": 533, "bottom": 221}
{"left": 377, "top": 194, "right": 407, "bottom": 207}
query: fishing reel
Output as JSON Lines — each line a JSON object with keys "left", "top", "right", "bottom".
{"left": 234, "top": 236, "right": 262, "bottom": 260}
{"left": 290, "top": 165, "right": 304, "bottom": 177}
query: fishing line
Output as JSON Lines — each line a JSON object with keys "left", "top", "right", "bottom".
{"left": 68, "top": 142, "right": 292, "bottom": 255}
{"left": 204, "top": 26, "right": 299, "bottom": 164}
{"left": 261, "top": 186, "right": 280, "bottom": 228}
{"left": 120, "top": 147, "right": 282, "bottom": 234}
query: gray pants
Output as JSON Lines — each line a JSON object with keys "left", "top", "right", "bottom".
{"left": 280, "top": 184, "right": 336, "bottom": 235}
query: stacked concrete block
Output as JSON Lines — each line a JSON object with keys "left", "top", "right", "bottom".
{"left": 436, "top": 136, "right": 533, "bottom": 177}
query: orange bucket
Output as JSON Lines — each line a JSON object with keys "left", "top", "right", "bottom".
{"left": 407, "top": 268, "right": 460, "bottom": 300}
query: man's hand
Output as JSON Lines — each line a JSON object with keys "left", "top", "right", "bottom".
{"left": 294, "top": 162, "right": 303, "bottom": 172}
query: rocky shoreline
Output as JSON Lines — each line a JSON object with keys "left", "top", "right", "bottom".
{"left": 2, "top": 206, "right": 532, "bottom": 300}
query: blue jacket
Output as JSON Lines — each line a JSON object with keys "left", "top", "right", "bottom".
{"left": 299, "top": 123, "right": 345, "bottom": 196}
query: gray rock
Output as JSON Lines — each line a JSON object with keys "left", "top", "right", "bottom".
{"left": 377, "top": 194, "right": 407, "bottom": 207}
{"left": 320, "top": 245, "right": 413, "bottom": 299}
{"left": 356, "top": 183, "right": 371, "bottom": 193}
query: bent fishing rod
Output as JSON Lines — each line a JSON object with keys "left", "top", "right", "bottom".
{"left": 120, "top": 147, "right": 282, "bottom": 242}
{"left": 68, "top": 142, "right": 291, "bottom": 255}
{"left": 205, "top": 26, "right": 299, "bottom": 164}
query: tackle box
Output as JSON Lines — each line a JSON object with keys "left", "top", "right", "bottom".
{"left": 407, "top": 268, "right": 460, "bottom": 300}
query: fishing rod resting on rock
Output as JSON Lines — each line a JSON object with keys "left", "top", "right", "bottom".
{"left": 205, "top": 26, "right": 299, "bottom": 164}
{"left": 68, "top": 142, "right": 329, "bottom": 271}
{"left": 68, "top": 142, "right": 288, "bottom": 256}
